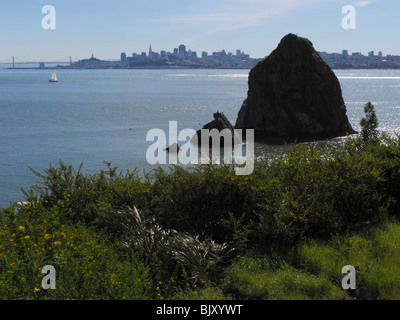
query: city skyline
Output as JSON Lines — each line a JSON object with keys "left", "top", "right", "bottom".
{"left": 3, "top": 42, "right": 397, "bottom": 64}
{"left": 119, "top": 42, "right": 397, "bottom": 59}
{"left": 3, "top": 41, "right": 399, "bottom": 68}
{"left": 0, "top": 0, "right": 399, "bottom": 61}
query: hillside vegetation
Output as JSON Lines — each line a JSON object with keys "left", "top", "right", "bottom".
{"left": 1, "top": 103, "right": 400, "bottom": 300}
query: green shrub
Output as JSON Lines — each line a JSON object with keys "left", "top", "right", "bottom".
{"left": 146, "top": 165, "right": 259, "bottom": 245}
{"left": 27, "top": 161, "right": 151, "bottom": 240}
{"left": 253, "top": 141, "right": 391, "bottom": 250}
{"left": 360, "top": 101, "right": 379, "bottom": 143}
{"left": 0, "top": 204, "right": 151, "bottom": 300}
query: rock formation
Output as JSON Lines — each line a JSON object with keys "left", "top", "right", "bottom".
{"left": 235, "top": 33, "right": 356, "bottom": 141}
{"left": 163, "top": 142, "right": 181, "bottom": 153}
{"left": 192, "top": 112, "right": 238, "bottom": 147}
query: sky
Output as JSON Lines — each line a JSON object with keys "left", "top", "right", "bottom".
{"left": 0, "top": 0, "right": 399, "bottom": 62}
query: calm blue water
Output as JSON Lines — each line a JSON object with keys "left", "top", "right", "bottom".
{"left": 1, "top": 68, "right": 400, "bottom": 207}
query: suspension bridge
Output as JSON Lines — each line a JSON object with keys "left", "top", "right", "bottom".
{"left": 0, "top": 56, "right": 82, "bottom": 69}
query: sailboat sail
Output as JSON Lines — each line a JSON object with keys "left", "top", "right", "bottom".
{"left": 50, "top": 71, "right": 58, "bottom": 82}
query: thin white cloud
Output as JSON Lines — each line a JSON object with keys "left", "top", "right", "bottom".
{"left": 154, "top": 0, "right": 329, "bottom": 50}
{"left": 354, "top": 1, "right": 373, "bottom": 7}
{"left": 160, "top": 0, "right": 325, "bottom": 30}
{"left": 165, "top": 11, "right": 279, "bottom": 27}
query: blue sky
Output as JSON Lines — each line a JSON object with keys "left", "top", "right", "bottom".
{"left": 0, "top": 0, "right": 399, "bottom": 62}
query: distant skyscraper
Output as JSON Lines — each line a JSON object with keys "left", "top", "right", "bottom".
{"left": 342, "top": 50, "right": 348, "bottom": 56}
{"left": 148, "top": 44, "right": 154, "bottom": 60}
{"left": 121, "top": 52, "right": 127, "bottom": 62}
{"left": 179, "top": 44, "right": 186, "bottom": 55}
{"left": 190, "top": 51, "right": 197, "bottom": 59}
{"left": 236, "top": 49, "right": 241, "bottom": 57}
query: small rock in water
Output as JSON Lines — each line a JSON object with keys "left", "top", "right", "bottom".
{"left": 192, "top": 111, "right": 240, "bottom": 148}
{"left": 163, "top": 142, "right": 181, "bottom": 153}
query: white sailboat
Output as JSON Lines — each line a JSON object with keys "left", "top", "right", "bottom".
{"left": 49, "top": 70, "right": 58, "bottom": 83}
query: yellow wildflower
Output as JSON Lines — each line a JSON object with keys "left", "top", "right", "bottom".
{"left": 53, "top": 241, "right": 61, "bottom": 246}
{"left": 44, "top": 234, "right": 52, "bottom": 240}
{"left": 18, "top": 226, "right": 25, "bottom": 232}
{"left": 33, "top": 288, "right": 41, "bottom": 293}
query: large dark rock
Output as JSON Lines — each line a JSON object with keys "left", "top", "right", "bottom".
{"left": 235, "top": 33, "right": 356, "bottom": 141}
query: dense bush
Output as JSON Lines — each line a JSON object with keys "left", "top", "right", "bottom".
{"left": 0, "top": 204, "right": 151, "bottom": 299}
{"left": 1, "top": 127, "right": 400, "bottom": 299}
{"left": 146, "top": 134, "right": 400, "bottom": 251}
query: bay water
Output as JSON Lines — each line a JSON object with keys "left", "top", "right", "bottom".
{"left": 1, "top": 68, "right": 399, "bottom": 207}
